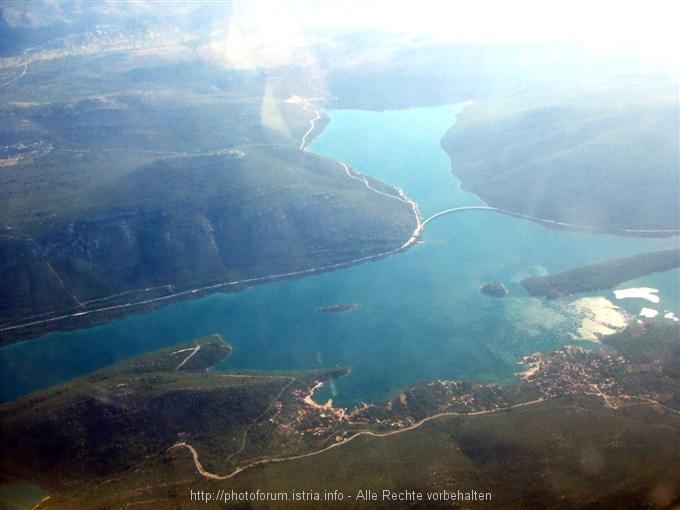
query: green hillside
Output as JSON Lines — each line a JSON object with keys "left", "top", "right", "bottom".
{"left": 442, "top": 80, "right": 679, "bottom": 233}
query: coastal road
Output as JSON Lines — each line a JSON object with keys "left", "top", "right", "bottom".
{"left": 168, "top": 396, "right": 550, "bottom": 482}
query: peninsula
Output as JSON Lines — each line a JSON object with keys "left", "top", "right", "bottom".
{"left": 521, "top": 248, "right": 680, "bottom": 298}
{"left": 3, "top": 322, "right": 678, "bottom": 509}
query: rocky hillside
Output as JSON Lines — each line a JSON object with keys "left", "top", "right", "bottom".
{"left": 0, "top": 146, "right": 416, "bottom": 342}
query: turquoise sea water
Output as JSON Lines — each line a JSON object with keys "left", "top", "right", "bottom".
{"left": 1, "top": 104, "right": 677, "bottom": 406}
{"left": 0, "top": 483, "right": 43, "bottom": 510}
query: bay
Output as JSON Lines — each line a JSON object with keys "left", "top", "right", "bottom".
{"left": 1, "top": 103, "right": 677, "bottom": 406}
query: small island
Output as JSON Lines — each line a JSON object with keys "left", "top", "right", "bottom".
{"left": 317, "top": 304, "right": 358, "bottom": 313}
{"left": 480, "top": 282, "right": 508, "bottom": 297}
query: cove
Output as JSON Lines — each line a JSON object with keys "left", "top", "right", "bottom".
{"left": 0, "top": 103, "right": 677, "bottom": 406}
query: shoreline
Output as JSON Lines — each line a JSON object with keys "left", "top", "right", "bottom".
{"left": 0, "top": 156, "right": 422, "bottom": 346}
{"left": 0, "top": 235, "right": 417, "bottom": 346}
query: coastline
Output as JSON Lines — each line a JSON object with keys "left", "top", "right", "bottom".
{"left": 0, "top": 156, "right": 421, "bottom": 346}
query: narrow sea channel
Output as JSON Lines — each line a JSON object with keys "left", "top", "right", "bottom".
{"left": 1, "top": 103, "right": 677, "bottom": 406}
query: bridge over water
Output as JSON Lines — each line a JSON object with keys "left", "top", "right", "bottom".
{"left": 417, "top": 206, "right": 680, "bottom": 237}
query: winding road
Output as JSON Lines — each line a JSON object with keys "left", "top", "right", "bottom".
{"left": 2, "top": 90, "right": 677, "bottom": 336}
{"left": 0, "top": 158, "right": 423, "bottom": 336}
{"left": 298, "top": 101, "right": 321, "bottom": 151}
{"left": 2, "top": 159, "right": 677, "bottom": 336}
{"left": 167, "top": 382, "right": 680, "bottom": 483}
{"left": 18, "top": 87, "right": 680, "bottom": 509}
{"left": 225, "top": 376, "right": 297, "bottom": 464}
{"left": 168, "top": 396, "right": 549, "bottom": 481}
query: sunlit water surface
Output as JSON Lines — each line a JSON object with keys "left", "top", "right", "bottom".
{"left": 1, "top": 104, "right": 677, "bottom": 406}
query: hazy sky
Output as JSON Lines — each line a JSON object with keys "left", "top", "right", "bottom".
{"left": 234, "top": 0, "right": 679, "bottom": 65}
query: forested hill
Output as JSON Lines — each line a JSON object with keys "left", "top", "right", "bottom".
{"left": 1, "top": 147, "right": 416, "bottom": 342}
